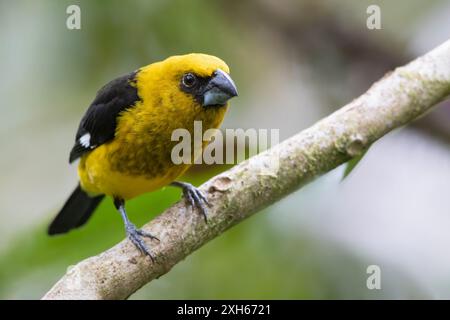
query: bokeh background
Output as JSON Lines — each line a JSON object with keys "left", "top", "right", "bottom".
{"left": 1, "top": 0, "right": 449, "bottom": 299}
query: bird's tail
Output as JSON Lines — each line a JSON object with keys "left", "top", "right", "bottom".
{"left": 48, "top": 184, "right": 104, "bottom": 235}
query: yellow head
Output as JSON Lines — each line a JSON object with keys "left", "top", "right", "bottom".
{"left": 135, "top": 53, "right": 237, "bottom": 113}
{"left": 137, "top": 53, "right": 237, "bottom": 113}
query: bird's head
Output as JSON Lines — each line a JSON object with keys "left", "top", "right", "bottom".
{"left": 137, "top": 53, "right": 238, "bottom": 110}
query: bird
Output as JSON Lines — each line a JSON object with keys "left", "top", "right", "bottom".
{"left": 48, "top": 53, "right": 238, "bottom": 261}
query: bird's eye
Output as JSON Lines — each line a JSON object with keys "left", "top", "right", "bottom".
{"left": 182, "top": 73, "right": 198, "bottom": 88}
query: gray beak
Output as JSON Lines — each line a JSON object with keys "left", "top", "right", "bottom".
{"left": 202, "top": 69, "right": 238, "bottom": 107}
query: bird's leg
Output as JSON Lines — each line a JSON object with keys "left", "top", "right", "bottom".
{"left": 170, "top": 181, "right": 209, "bottom": 222}
{"left": 113, "top": 198, "right": 159, "bottom": 262}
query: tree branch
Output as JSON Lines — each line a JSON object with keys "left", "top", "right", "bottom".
{"left": 43, "top": 40, "right": 450, "bottom": 300}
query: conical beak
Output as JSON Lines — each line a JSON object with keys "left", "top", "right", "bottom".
{"left": 202, "top": 69, "right": 238, "bottom": 107}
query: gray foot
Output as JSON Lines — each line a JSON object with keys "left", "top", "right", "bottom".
{"left": 171, "top": 181, "right": 209, "bottom": 222}
{"left": 126, "top": 222, "right": 159, "bottom": 262}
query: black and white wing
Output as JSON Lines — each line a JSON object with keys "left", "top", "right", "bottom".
{"left": 69, "top": 71, "right": 141, "bottom": 163}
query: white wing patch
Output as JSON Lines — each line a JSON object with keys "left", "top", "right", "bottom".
{"left": 79, "top": 133, "right": 92, "bottom": 148}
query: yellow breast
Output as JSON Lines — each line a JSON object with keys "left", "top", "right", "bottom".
{"left": 77, "top": 54, "right": 231, "bottom": 199}
{"left": 78, "top": 104, "right": 227, "bottom": 199}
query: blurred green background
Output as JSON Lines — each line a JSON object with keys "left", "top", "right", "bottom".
{"left": 1, "top": 0, "right": 450, "bottom": 299}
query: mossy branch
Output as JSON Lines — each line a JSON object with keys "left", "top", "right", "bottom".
{"left": 43, "top": 40, "right": 450, "bottom": 300}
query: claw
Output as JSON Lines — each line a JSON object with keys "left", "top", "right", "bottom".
{"left": 184, "top": 188, "right": 195, "bottom": 212}
{"left": 135, "top": 228, "right": 159, "bottom": 241}
{"left": 185, "top": 187, "right": 209, "bottom": 223}
{"left": 126, "top": 223, "right": 157, "bottom": 262}
{"left": 171, "top": 181, "right": 210, "bottom": 223}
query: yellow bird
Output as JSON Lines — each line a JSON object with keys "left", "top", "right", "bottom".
{"left": 48, "top": 54, "right": 238, "bottom": 260}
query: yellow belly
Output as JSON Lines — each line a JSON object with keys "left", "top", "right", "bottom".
{"left": 78, "top": 143, "right": 190, "bottom": 200}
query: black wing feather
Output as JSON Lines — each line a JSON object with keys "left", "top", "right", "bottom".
{"left": 69, "top": 71, "right": 141, "bottom": 163}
